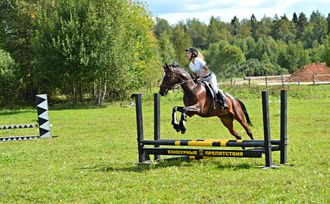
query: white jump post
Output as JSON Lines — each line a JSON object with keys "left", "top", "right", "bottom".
{"left": 0, "top": 94, "right": 51, "bottom": 142}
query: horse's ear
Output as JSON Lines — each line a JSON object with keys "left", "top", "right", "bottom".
{"left": 163, "top": 64, "right": 170, "bottom": 70}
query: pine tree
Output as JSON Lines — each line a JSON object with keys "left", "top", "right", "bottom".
{"left": 292, "top": 12, "right": 298, "bottom": 24}
{"left": 297, "top": 12, "right": 308, "bottom": 39}
{"left": 230, "top": 16, "right": 240, "bottom": 36}
{"left": 250, "top": 14, "right": 258, "bottom": 40}
{"left": 327, "top": 13, "right": 330, "bottom": 34}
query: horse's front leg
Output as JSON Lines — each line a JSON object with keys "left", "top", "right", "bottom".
{"left": 172, "top": 106, "right": 184, "bottom": 132}
{"left": 179, "top": 105, "right": 201, "bottom": 134}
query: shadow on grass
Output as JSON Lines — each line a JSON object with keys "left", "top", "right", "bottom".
{"left": 81, "top": 158, "right": 257, "bottom": 173}
{"left": 81, "top": 158, "right": 194, "bottom": 173}
{"left": 216, "top": 163, "right": 254, "bottom": 170}
{"left": 50, "top": 103, "right": 107, "bottom": 111}
{"left": 0, "top": 110, "right": 35, "bottom": 116}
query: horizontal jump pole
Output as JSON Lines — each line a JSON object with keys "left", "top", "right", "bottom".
{"left": 144, "top": 147, "right": 263, "bottom": 158}
{"left": 0, "top": 124, "right": 38, "bottom": 130}
{"left": 141, "top": 139, "right": 280, "bottom": 147}
{"left": 0, "top": 135, "right": 39, "bottom": 142}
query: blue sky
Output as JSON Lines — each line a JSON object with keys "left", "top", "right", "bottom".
{"left": 145, "top": 0, "right": 330, "bottom": 24}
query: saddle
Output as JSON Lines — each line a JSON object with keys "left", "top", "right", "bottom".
{"left": 200, "top": 81, "right": 216, "bottom": 100}
{"left": 200, "top": 81, "right": 219, "bottom": 114}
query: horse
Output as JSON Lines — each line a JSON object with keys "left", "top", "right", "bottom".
{"left": 159, "top": 63, "right": 254, "bottom": 140}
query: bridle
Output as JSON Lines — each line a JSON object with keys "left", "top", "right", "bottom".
{"left": 160, "top": 68, "right": 192, "bottom": 93}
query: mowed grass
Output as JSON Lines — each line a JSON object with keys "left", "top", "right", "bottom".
{"left": 0, "top": 85, "right": 329, "bottom": 203}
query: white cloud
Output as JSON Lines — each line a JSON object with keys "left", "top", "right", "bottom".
{"left": 147, "top": 0, "right": 330, "bottom": 24}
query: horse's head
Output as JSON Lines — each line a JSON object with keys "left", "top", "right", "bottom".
{"left": 159, "top": 63, "right": 185, "bottom": 96}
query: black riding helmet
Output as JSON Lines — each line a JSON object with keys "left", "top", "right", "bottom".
{"left": 185, "top": 47, "right": 198, "bottom": 58}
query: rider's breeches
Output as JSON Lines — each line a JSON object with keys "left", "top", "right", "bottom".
{"left": 199, "top": 72, "right": 223, "bottom": 95}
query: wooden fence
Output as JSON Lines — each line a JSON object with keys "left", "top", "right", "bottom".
{"left": 222, "top": 74, "right": 330, "bottom": 86}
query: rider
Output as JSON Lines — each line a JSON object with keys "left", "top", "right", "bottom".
{"left": 185, "top": 47, "right": 228, "bottom": 110}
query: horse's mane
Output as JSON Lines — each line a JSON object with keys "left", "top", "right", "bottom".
{"left": 169, "top": 63, "right": 192, "bottom": 80}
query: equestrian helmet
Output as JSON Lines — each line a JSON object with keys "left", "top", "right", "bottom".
{"left": 185, "top": 47, "right": 198, "bottom": 57}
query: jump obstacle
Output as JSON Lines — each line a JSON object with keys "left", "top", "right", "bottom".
{"left": 134, "top": 90, "right": 288, "bottom": 168}
{"left": 0, "top": 94, "right": 51, "bottom": 142}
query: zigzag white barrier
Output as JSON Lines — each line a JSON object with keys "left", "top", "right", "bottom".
{"left": 0, "top": 94, "right": 51, "bottom": 142}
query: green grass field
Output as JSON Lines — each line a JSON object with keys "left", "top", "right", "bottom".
{"left": 0, "top": 85, "right": 329, "bottom": 203}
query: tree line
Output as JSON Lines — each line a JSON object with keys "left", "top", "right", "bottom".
{"left": 1, "top": 0, "right": 330, "bottom": 106}
{"left": 155, "top": 11, "right": 330, "bottom": 78}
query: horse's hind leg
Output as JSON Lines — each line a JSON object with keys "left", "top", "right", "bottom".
{"left": 239, "top": 120, "right": 254, "bottom": 140}
{"left": 219, "top": 116, "right": 242, "bottom": 140}
{"left": 234, "top": 112, "right": 254, "bottom": 140}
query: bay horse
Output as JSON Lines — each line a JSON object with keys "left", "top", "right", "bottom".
{"left": 159, "top": 63, "right": 254, "bottom": 140}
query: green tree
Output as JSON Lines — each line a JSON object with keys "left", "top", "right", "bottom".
{"left": 154, "top": 18, "right": 172, "bottom": 38}
{"left": 239, "top": 19, "right": 252, "bottom": 38}
{"left": 254, "top": 37, "right": 266, "bottom": 60}
{"left": 297, "top": 12, "right": 308, "bottom": 39}
{"left": 292, "top": 12, "right": 298, "bottom": 24}
{"left": 327, "top": 13, "right": 330, "bottom": 34}
{"left": 127, "top": 2, "right": 161, "bottom": 96}
{"left": 307, "top": 44, "right": 325, "bottom": 63}
{"left": 302, "top": 24, "right": 315, "bottom": 48}
{"left": 323, "top": 35, "right": 330, "bottom": 66}
{"left": 205, "top": 42, "right": 245, "bottom": 78}
{"left": 271, "top": 15, "right": 296, "bottom": 42}
{"left": 171, "top": 23, "right": 192, "bottom": 67}
{"left": 186, "top": 18, "right": 208, "bottom": 49}
{"left": 230, "top": 16, "right": 240, "bottom": 36}
{"left": 245, "top": 36, "right": 257, "bottom": 59}
{"left": 239, "top": 58, "right": 288, "bottom": 76}
{"left": 250, "top": 14, "right": 258, "bottom": 40}
{"left": 277, "top": 41, "right": 309, "bottom": 72}
{"left": 0, "top": 49, "right": 20, "bottom": 106}
{"left": 35, "top": 0, "right": 109, "bottom": 102}
{"left": 207, "top": 16, "right": 232, "bottom": 45}
{"left": 0, "top": 0, "right": 38, "bottom": 100}
{"left": 255, "top": 17, "right": 273, "bottom": 39}
{"left": 34, "top": 0, "right": 161, "bottom": 104}
{"left": 219, "top": 44, "right": 245, "bottom": 66}
{"left": 309, "top": 11, "right": 328, "bottom": 44}
{"left": 204, "top": 40, "right": 228, "bottom": 69}
{"left": 207, "top": 16, "right": 222, "bottom": 45}
{"left": 158, "top": 32, "right": 176, "bottom": 64}
{"left": 250, "top": 36, "right": 280, "bottom": 65}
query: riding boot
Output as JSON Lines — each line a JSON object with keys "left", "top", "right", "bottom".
{"left": 216, "top": 91, "right": 228, "bottom": 110}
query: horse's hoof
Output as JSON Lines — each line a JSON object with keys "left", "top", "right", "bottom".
{"left": 173, "top": 124, "right": 181, "bottom": 132}
{"left": 235, "top": 136, "right": 242, "bottom": 140}
{"left": 180, "top": 126, "right": 187, "bottom": 134}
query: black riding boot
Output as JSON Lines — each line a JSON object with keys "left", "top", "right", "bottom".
{"left": 216, "top": 91, "right": 228, "bottom": 110}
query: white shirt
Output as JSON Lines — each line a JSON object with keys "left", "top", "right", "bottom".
{"left": 189, "top": 57, "right": 208, "bottom": 77}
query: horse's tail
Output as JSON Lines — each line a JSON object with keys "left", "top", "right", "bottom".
{"left": 237, "top": 99, "right": 253, "bottom": 127}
